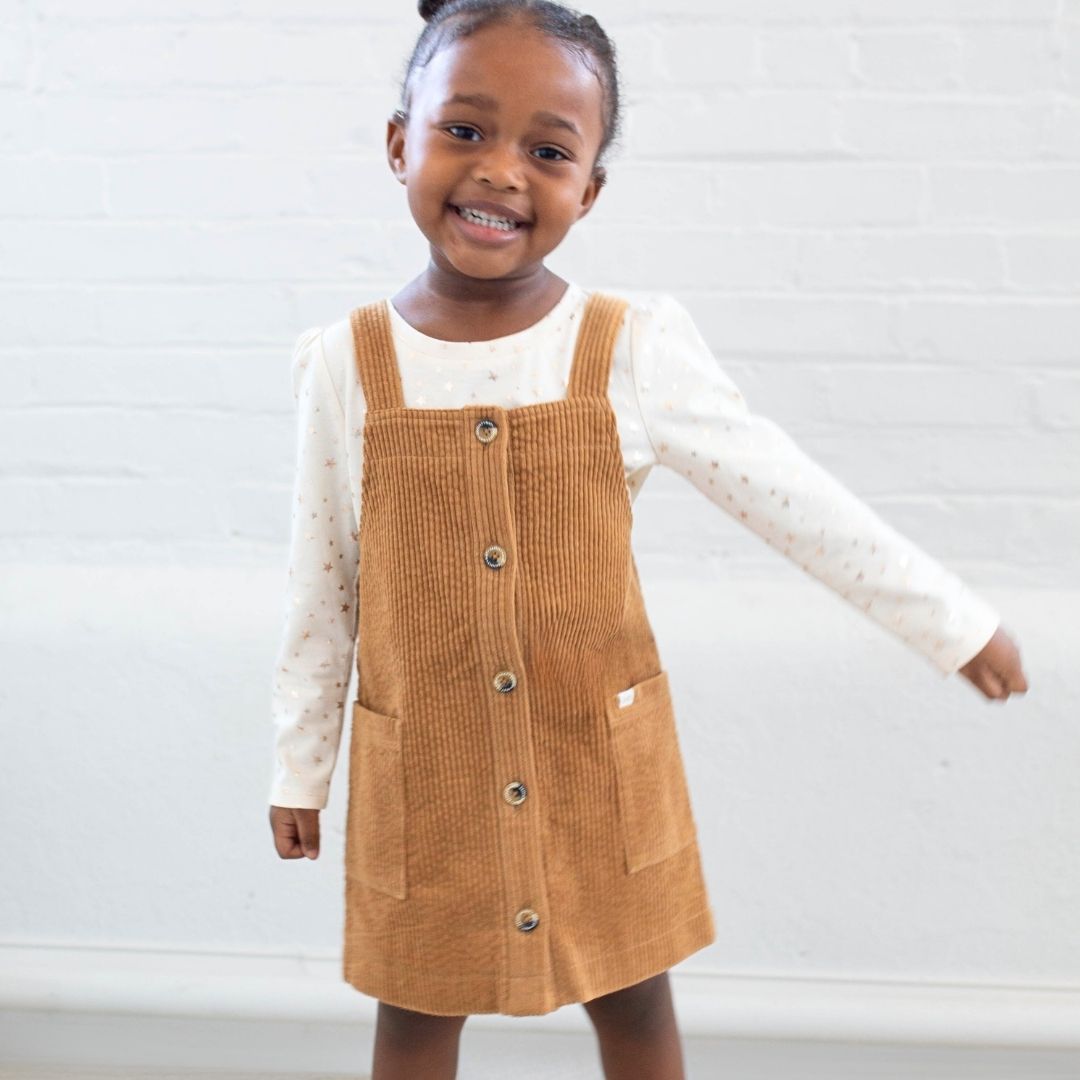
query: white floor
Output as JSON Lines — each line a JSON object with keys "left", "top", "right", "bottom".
{"left": 3, "top": 1037, "right": 1080, "bottom": 1080}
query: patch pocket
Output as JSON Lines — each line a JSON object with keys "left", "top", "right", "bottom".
{"left": 605, "top": 669, "right": 697, "bottom": 874}
{"left": 345, "top": 701, "right": 406, "bottom": 899}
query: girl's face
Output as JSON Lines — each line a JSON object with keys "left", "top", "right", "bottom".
{"left": 387, "top": 17, "right": 607, "bottom": 285}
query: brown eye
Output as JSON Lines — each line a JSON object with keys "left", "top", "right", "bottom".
{"left": 535, "top": 146, "right": 569, "bottom": 162}
{"left": 445, "top": 124, "right": 481, "bottom": 140}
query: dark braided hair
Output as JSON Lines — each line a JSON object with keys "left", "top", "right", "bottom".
{"left": 395, "top": 0, "right": 623, "bottom": 185}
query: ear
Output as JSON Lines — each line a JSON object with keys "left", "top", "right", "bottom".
{"left": 386, "top": 113, "right": 407, "bottom": 184}
{"left": 575, "top": 166, "right": 606, "bottom": 222}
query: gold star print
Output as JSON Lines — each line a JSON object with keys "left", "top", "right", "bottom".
{"left": 323, "top": 562, "right": 333, "bottom": 572}
{"left": 301, "top": 629, "right": 312, "bottom": 640}
{"left": 313, "top": 755, "right": 323, "bottom": 764}
{"left": 740, "top": 474, "right": 749, "bottom": 484}
{"left": 659, "top": 441, "right": 669, "bottom": 453}
{"left": 351, "top": 529, "right": 359, "bottom": 542}
{"left": 339, "top": 601, "right": 350, "bottom": 614}
{"left": 488, "top": 370, "right": 499, "bottom": 381}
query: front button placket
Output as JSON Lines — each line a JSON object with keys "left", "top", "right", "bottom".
{"left": 467, "top": 404, "right": 552, "bottom": 1013}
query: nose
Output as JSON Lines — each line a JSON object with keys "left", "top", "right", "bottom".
{"left": 472, "top": 140, "right": 525, "bottom": 191}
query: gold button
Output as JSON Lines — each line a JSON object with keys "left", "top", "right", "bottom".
{"left": 483, "top": 544, "right": 507, "bottom": 569}
{"left": 515, "top": 908, "right": 540, "bottom": 932}
{"left": 493, "top": 670, "right": 517, "bottom": 693}
{"left": 475, "top": 418, "right": 498, "bottom": 443}
{"left": 503, "top": 781, "right": 527, "bottom": 805}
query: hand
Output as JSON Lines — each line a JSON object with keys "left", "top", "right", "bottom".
{"left": 270, "top": 805, "right": 321, "bottom": 860}
{"left": 957, "top": 624, "right": 1029, "bottom": 702}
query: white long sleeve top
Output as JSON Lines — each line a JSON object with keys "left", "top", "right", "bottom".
{"left": 269, "top": 282, "right": 1001, "bottom": 810}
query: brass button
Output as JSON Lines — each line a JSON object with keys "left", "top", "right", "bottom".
{"left": 483, "top": 544, "right": 506, "bottom": 569}
{"left": 503, "top": 781, "right": 527, "bottom": 805}
{"left": 515, "top": 908, "right": 540, "bottom": 932}
{"left": 493, "top": 670, "right": 517, "bottom": 693}
{"left": 475, "top": 418, "right": 498, "bottom": 443}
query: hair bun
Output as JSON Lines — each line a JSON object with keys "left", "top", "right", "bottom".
{"left": 418, "top": 0, "right": 451, "bottom": 21}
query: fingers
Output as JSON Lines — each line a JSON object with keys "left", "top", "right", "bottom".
{"left": 295, "top": 811, "right": 321, "bottom": 860}
{"left": 269, "top": 806, "right": 321, "bottom": 860}
{"left": 975, "top": 665, "right": 1007, "bottom": 700}
{"left": 971, "top": 661, "right": 1029, "bottom": 701}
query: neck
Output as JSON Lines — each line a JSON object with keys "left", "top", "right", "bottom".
{"left": 417, "top": 263, "right": 560, "bottom": 310}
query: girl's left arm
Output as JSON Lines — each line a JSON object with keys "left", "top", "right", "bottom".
{"left": 630, "top": 295, "right": 1027, "bottom": 699}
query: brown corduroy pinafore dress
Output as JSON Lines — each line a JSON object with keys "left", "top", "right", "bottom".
{"left": 341, "top": 290, "right": 716, "bottom": 1017}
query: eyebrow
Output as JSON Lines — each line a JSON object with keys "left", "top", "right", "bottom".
{"left": 440, "top": 92, "right": 582, "bottom": 139}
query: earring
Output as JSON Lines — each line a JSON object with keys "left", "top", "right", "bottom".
{"left": 392, "top": 108, "right": 408, "bottom": 124}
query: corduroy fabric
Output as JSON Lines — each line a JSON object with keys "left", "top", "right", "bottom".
{"left": 341, "top": 291, "right": 716, "bottom": 1017}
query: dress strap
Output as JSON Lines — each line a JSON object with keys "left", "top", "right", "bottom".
{"left": 351, "top": 291, "right": 630, "bottom": 410}
{"left": 566, "top": 292, "right": 630, "bottom": 400}
{"left": 349, "top": 300, "right": 404, "bottom": 412}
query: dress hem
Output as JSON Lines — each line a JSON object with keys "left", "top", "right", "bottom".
{"left": 341, "top": 903, "right": 716, "bottom": 1017}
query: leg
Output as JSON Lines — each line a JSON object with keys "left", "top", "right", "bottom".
{"left": 582, "top": 970, "right": 685, "bottom": 1080}
{"left": 371, "top": 999, "right": 469, "bottom": 1080}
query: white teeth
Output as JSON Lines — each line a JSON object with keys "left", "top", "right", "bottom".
{"left": 455, "top": 205, "right": 519, "bottom": 231}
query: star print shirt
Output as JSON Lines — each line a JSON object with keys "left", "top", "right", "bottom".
{"left": 269, "top": 282, "right": 1001, "bottom": 810}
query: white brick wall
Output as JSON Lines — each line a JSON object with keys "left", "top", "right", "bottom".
{"left": 0, "top": 1, "right": 1072, "bottom": 1049}
{"left": 1, "top": 0, "right": 1076, "bottom": 578}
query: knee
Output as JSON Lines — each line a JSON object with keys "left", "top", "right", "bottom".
{"left": 376, "top": 1000, "right": 469, "bottom": 1044}
{"left": 583, "top": 971, "right": 673, "bottom": 1035}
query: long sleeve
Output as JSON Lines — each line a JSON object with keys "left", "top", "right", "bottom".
{"left": 269, "top": 327, "right": 359, "bottom": 809}
{"left": 630, "top": 294, "right": 1000, "bottom": 677}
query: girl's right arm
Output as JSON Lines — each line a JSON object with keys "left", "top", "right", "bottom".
{"left": 268, "top": 327, "right": 359, "bottom": 813}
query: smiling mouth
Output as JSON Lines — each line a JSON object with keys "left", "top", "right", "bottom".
{"left": 450, "top": 204, "right": 530, "bottom": 231}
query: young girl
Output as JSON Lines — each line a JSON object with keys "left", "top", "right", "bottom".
{"left": 267, "top": 2, "right": 1029, "bottom": 1077}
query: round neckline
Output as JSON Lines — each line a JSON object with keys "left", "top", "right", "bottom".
{"left": 387, "top": 282, "right": 583, "bottom": 356}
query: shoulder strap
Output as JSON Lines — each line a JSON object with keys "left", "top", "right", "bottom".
{"left": 349, "top": 300, "right": 404, "bottom": 411}
{"left": 566, "top": 292, "right": 630, "bottom": 400}
{"left": 351, "top": 292, "right": 630, "bottom": 409}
